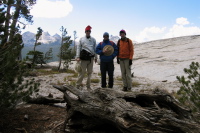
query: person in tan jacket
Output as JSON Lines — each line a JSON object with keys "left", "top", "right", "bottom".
{"left": 117, "top": 29, "right": 134, "bottom": 91}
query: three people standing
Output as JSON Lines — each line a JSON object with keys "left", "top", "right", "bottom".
{"left": 76, "top": 26, "right": 134, "bottom": 91}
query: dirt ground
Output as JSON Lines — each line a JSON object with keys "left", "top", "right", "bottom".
{"left": 0, "top": 104, "right": 66, "bottom": 133}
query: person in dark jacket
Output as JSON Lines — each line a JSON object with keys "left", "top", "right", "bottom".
{"left": 96, "top": 32, "right": 118, "bottom": 88}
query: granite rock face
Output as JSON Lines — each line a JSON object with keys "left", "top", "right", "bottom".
{"left": 133, "top": 35, "right": 200, "bottom": 82}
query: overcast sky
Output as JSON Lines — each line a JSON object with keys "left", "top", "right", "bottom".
{"left": 22, "top": 0, "right": 200, "bottom": 42}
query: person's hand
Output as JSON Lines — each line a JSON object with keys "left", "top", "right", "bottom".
{"left": 129, "top": 59, "right": 132, "bottom": 66}
{"left": 76, "top": 58, "right": 80, "bottom": 62}
{"left": 117, "top": 58, "right": 120, "bottom": 64}
{"left": 103, "top": 47, "right": 108, "bottom": 53}
{"left": 94, "top": 59, "right": 97, "bottom": 63}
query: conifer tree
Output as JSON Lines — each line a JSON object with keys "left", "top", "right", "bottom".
{"left": 73, "top": 30, "right": 78, "bottom": 54}
{"left": 26, "top": 27, "right": 53, "bottom": 67}
{"left": 58, "top": 26, "right": 73, "bottom": 71}
{"left": 176, "top": 62, "right": 200, "bottom": 112}
{"left": 0, "top": 0, "right": 38, "bottom": 109}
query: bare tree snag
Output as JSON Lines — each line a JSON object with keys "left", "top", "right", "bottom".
{"left": 53, "top": 85, "right": 200, "bottom": 133}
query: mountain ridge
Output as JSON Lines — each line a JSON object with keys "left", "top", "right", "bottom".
{"left": 22, "top": 31, "right": 63, "bottom": 46}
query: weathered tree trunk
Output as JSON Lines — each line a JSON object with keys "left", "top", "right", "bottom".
{"left": 53, "top": 85, "right": 200, "bottom": 133}
{"left": 9, "top": 0, "right": 21, "bottom": 42}
{"left": 28, "top": 95, "right": 64, "bottom": 104}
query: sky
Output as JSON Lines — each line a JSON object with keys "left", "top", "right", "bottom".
{"left": 22, "top": 0, "right": 200, "bottom": 42}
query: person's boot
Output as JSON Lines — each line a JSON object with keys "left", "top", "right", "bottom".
{"left": 122, "top": 87, "right": 127, "bottom": 91}
{"left": 127, "top": 88, "right": 132, "bottom": 91}
{"left": 108, "top": 85, "right": 113, "bottom": 89}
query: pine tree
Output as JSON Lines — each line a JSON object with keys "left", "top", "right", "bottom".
{"left": 58, "top": 26, "right": 73, "bottom": 71}
{"left": 176, "top": 62, "right": 200, "bottom": 112}
{"left": 73, "top": 30, "right": 78, "bottom": 54}
{"left": 26, "top": 27, "right": 53, "bottom": 67}
{"left": 0, "top": 0, "right": 38, "bottom": 109}
{"left": 1, "top": 0, "right": 36, "bottom": 45}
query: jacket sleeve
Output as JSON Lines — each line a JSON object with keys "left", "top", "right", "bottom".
{"left": 93, "top": 38, "right": 98, "bottom": 59}
{"left": 96, "top": 43, "right": 103, "bottom": 55}
{"left": 117, "top": 40, "right": 120, "bottom": 58}
{"left": 129, "top": 39, "right": 134, "bottom": 60}
{"left": 76, "top": 38, "right": 82, "bottom": 58}
{"left": 112, "top": 43, "right": 118, "bottom": 59}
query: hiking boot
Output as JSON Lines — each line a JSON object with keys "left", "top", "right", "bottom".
{"left": 127, "top": 88, "right": 132, "bottom": 91}
{"left": 122, "top": 87, "right": 127, "bottom": 91}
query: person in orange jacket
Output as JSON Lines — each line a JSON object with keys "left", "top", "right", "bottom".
{"left": 117, "top": 29, "right": 134, "bottom": 91}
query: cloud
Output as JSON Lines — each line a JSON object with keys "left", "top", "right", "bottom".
{"left": 164, "top": 24, "right": 200, "bottom": 38}
{"left": 135, "top": 17, "right": 200, "bottom": 42}
{"left": 135, "top": 26, "right": 166, "bottom": 42}
{"left": 30, "top": 0, "right": 73, "bottom": 18}
{"left": 164, "top": 17, "right": 200, "bottom": 38}
{"left": 176, "top": 17, "right": 189, "bottom": 25}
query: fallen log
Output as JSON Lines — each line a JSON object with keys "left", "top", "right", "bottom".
{"left": 28, "top": 95, "right": 65, "bottom": 105}
{"left": 53, "top": 85, "right": 200, "bottom": 133}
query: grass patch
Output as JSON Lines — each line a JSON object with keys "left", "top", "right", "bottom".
{"left": 146, "top": 83, "right": 151, "bottom": 86}
{"left": 91, "top": 78, "right": 100, "bottom": 83}
{"left": 37, "top": 69, "right": 60, "bottom": 75}
{"left": 116, "top": 76, "right": 122, "bottom": 81}
{"left": 98, "top": 73, "right": 101, "bottom": 76}
{"left": 56, "top": 80, "right": 65, "bottom": 85}
{"left": 66, "top": 69, "right": 76, "bottom": 74}
{"left": 64, "top": 76, "right": 67, "bottom": 82}
{"left": 29, "top": 68, "right": 75, "bottom": 76}
{"left": 68, "top": 73, "right": 78, "bottom": 78}
{"left": 132, "top": 81, "right": 141, "bottom": 87}
{"left": 69, "top": 81, "right": 76, "bottom": 86}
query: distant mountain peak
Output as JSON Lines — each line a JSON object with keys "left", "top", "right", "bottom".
{"left": 53, "top": 33, "right": 60, "bottom": 36}
{"left": 42, "top": 32, "right": 50, "bottom": 36}
{"left": 22, "top": 31, "right": 61, "bottom": 46}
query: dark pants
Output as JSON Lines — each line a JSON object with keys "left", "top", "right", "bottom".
{"left": 100, "top": 61, "right": 114, "bottom": 88}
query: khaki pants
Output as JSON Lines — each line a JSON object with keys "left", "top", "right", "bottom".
{"left": 76, "top": 58, "right": 94, "bottom": 88}
{"left": 119, "top": 59, "right": 132, "bottom": 88}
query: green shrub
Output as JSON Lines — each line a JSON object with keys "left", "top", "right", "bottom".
{"left": 176, "top": 62, "right": 200, "bottom": 112}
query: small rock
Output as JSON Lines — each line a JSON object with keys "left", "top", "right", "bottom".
{"left": 24, "top": 114, "right": 29, "bottom": 120}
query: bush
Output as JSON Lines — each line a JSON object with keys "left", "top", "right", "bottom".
{"left": 176, "top": 62, "right": 200, "bottom": 112}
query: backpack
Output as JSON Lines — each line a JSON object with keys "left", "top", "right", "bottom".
{"left": 117, "top": 38, "right": 130, "bottom": 55}
{"left": 117, "top": 38, "right": 130, "bottom": 47}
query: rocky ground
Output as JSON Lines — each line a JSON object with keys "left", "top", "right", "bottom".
{"left": 1, "top": 35, "right": 200, "bottom": 133}
{"left": 0, "top": 62, "right": 181, "bottom": 133}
